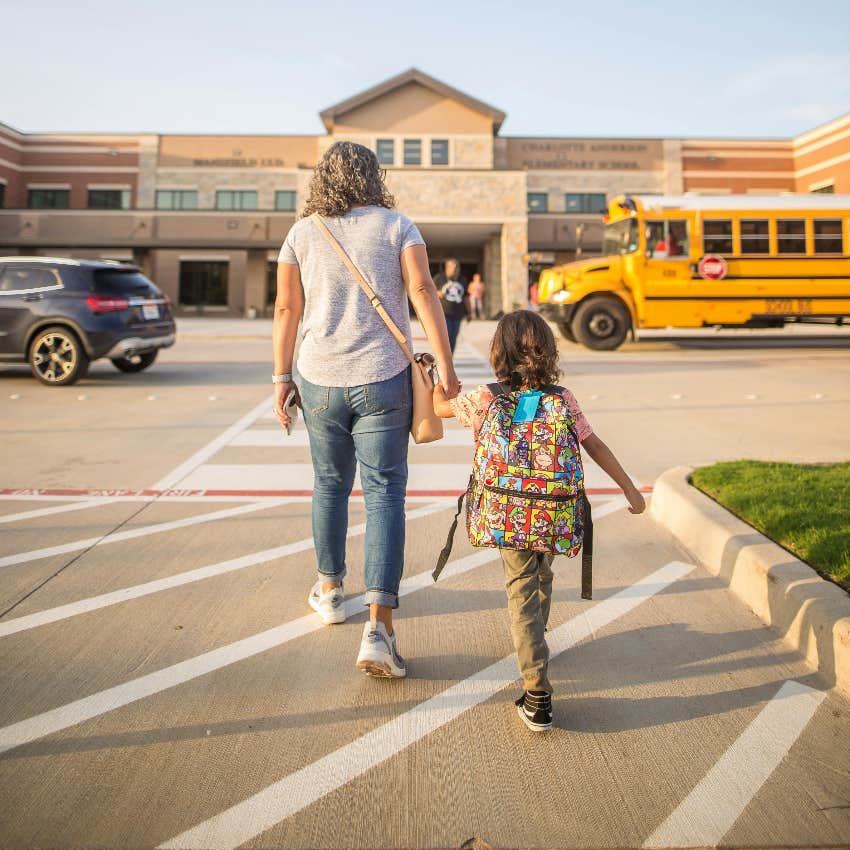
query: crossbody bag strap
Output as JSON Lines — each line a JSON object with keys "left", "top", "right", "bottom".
{"left": 310, "top": 212, "right": 414, "bottom": 366}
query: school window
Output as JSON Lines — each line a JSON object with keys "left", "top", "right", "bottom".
{"left": 403, "top": 139, "right": 421, "bottom": 166}
{"left": 216, "top": 190, "right": 257, "bottom": 211}
{"left": 179, "top": 261, "right": 228, "bottom": 306}
{"left": 0, "top": 183, "right": 5, "bottom": 209}
{"left": 274, "top": 190, "right": 296, "bottom": 212}
{"left": 776, "top": 220, "right": 806, "bottom": 254}
{"left": 702, "top": 219, "right": 732, "bottom": 255}
{"left": 739, "top": 219, "right": 770, "bottom": 254}
{"left": 527, "top": 192, "right": 548, "bottom": 213}
{"left": 28, "top": 188, "right": 70, "bottom": 209}
{"left": 565, "top": 193, "right": 607, "bottom": 213}
{"left": 813, "top": 219, "right": 844, "bottom": 254}
{"left": 430, "top": 139, "right": 449, "bottom": 166}
{"left": 156, "top": 190, "right": 198, "bottom": 210}
{"left": 87, "top": 189, "right": 130, "bottom": 210}
{"left": 376, "top": 139, "right": 394, "bottom": 165}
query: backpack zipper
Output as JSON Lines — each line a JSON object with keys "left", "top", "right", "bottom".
{"left": 483, "top": 484, "right": 579, "bottom": 502}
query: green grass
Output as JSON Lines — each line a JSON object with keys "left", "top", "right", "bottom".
{"left": 691, "top": 461, "right": 850, "bottom": 592}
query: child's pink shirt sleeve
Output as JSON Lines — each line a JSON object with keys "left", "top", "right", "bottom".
{"left": 450, "top": 386, "right": 494, "bottom": 439}
{"left": 562, "top": 389, "right": 593, "bottom": 441}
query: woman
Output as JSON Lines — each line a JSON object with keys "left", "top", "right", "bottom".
{"left": 272, "top": 141, "right": 460, "bottom": 678}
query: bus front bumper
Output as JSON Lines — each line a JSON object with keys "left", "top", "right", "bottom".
{"left": 538, "top": 301, "right": 576, "bottom": 326}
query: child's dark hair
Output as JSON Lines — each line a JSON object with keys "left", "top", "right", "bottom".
{"left": 490, "top": 310, "right": 560, "bottom": 389}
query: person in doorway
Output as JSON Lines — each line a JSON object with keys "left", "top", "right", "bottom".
{"left": 434, "top": 257, "right": 468, "bottom": 351}
{"left": 468, "top": 272, "right": 486, "bottom": 320}
{"left": 273, "top": 141, "right": 461, "bottom": 678}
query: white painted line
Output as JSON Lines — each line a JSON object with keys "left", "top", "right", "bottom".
{"left": 231, "top": 429, "right": 474, "bottom": 448}
{"left": 0, "top": 503, "right": 445, "bottom": 638}
{"left": 176, "top": 461, "right": 637, "bottom": 493}
{"left": 0, "top": 498, "right": 629, "bottom": 756}
{"left": 0, "top": 498, "right": 113, "bottom": 525}
{"left": 152, "top": 396, "right": 273, "bottom": 490}
{"left": 160, "top": 560, "right": 695, "bottom": 849}
{"left": 0, "top": 549, "right": 495, "bottom": 756}
{"left": 0, "top": 501, "right": 288, "bottom": 570}
{"left": 0, "top": 493, "right": 457, "bottom": 504}
{"left": 642, "top": 679, "right": 826, "bottom": 848}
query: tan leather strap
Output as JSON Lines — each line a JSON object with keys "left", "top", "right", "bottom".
{"left": 310, "top": 212, "right": 414, "bottom": 365}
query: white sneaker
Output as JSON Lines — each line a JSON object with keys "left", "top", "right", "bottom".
{"left": 308, "top": 580, "right": 346, "bottom": 625}
{"left": 356, "top": 620, "right": 407, "bottom": 678}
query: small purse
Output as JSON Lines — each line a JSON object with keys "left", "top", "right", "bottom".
{"left": 310, "top": 213, "right": 444, "bottom": 444}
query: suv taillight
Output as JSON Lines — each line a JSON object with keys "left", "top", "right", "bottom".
{"left": 86, "top": 295, "right": 129, "bottom": 314}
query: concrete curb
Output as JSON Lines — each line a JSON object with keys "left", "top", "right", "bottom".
{"left": 651, "top": 465, "right": 850, "bottom": 697}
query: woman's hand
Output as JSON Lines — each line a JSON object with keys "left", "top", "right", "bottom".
{"left": 437, "top": 361, "right": 461, "bottom": 399}
{"left": 274, "top": 381, "right": 301, "bottom": 431}
{"left": 625, "top": 485, "right": 646, "bottom": 515}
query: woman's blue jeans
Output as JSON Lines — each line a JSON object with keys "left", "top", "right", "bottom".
{"left": 299, "top": 365, "right": 412, "bottom": 609}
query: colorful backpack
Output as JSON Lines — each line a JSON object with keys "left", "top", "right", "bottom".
{"left": 434, "top": 382, "right": 593, "bottom": 599}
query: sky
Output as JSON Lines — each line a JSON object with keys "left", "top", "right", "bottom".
{"left": 2, "top": 0, "right": 850, "bottom": 139}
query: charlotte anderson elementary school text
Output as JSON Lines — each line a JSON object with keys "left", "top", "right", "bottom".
{"left": 1, "top": 68, "right": 848, "bottom": 317}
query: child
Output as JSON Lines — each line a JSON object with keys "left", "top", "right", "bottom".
{"left": 433, "top": 310, "right": 645, "bottom": 732}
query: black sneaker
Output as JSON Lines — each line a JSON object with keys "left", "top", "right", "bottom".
{"left": 515, "top": 690, "right": 553, "bottom": 732}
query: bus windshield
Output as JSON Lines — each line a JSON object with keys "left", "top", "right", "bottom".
{"left": 602, "top": 218, "right": 640, "bottom": 255}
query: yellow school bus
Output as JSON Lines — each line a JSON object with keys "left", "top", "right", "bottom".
{"left": 537, "top": 194, "right": 850, "bottom": 349}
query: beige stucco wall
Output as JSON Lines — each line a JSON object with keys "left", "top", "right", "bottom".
{"left": 333, "top": 81, "right": 494, "bottom": 135}
{"left": 525, "top": 170, "right": 666, "bottom": 210}
{"left": 386, "top": 170, "right": 527, "bottom": 219}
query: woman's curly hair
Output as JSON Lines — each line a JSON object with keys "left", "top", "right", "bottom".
{"left": 490, "top": 310, "right": 560, "bottom": 389}
{"left": 300, "top": 141, "right": 395, "bottom": 217}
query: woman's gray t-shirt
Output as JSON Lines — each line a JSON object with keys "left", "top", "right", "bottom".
{"left": 278, "top": 206, "right": 425, "bottom": 387}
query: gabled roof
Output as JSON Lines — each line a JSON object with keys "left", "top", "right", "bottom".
{"left": 319, "top": 67, "right": 506, "bottom": 133}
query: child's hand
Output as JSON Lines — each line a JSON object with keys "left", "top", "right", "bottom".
{"left": 625, "top": 487, "right": 646, "bottom": 515}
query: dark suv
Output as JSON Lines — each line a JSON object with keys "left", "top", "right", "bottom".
{"left": 0, "top": 257, "right": 176, "bottom": 386}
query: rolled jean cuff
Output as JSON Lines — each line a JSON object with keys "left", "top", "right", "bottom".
{"left": 318, "top": 565, "right": 347, "bottom": 583}
{"left": 364, "top": 588, "right": 398, "bottom": 609}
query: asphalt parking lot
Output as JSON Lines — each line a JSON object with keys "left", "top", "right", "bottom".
{"left": 1, "top": 319, "right": 849, "bottom": 849}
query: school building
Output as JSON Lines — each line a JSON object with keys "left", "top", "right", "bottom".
{"left": 1, "top": 68, "right": 848, "bottom": 316}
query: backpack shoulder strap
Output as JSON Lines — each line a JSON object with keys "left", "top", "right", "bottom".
{"left": 487, "top": 381, "right": 509, "bottom": 397}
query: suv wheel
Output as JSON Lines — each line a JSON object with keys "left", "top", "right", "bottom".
{"left": 572, "top": 298, "right": 630, "bottom": 351}
{"left": 29, "top": 326, "right": 90, "bottom": 386}
{"left": 111, "top": 350, "right": 158, "bottom": 373}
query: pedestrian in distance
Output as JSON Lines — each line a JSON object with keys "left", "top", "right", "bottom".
{"left": 434, "top": 257, "right": 468, "bottom": 351}
{"left": 273, "top": 140, "right": 461, "bottom": 678}
{"left": 468, "top": 272, "right": 486, "bottom": 320}
{"left": 433, "top": 310, "right": 645, "bottom": 731}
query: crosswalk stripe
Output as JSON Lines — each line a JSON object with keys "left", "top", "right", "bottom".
{"left": 152, "top": 396, "right": 272, "bottom": 491}
{"left": 159, "top": 559, "right": 696, "bottom": 850}
{"left": 642, "top": 679, "right": 826, "bottom": 847}
{"left": 0, "top": 497, "right": 627, "bottom": 756}
{"left": 0, "top": 498, "right": 114, "bottom": 525}
{"left": 0, "top": 501, "right": 290, "bottom": 570}
{"left": 0, "top": 503, "right": 446, "bottom": 638}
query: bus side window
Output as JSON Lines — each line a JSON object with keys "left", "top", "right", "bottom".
{"left": 777, "top": 219, "right": 806, "bottom": 254}
{"left": 647, "top": 221, "right": 666, "bottom": 257}
{"left": 813, "top": 219, "right": 844, "bottom": 254}
{"left": 703, "top": 220, "right": 732, "bottom": 255}
{"left": 668, "top": 221, "right": 689, "bottom": 257}
{"left": 647, "top": 220, "right": 689, "bottom": 258}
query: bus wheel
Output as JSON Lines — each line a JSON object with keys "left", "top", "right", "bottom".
{"left": 573, "top": 297, "right": 630, "bottom": 350}
{"left": 556, "top": 320, "right": 577, "bottom": 343}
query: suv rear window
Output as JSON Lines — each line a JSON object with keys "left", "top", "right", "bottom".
{"left": 93, "top": 269, "right": 158, "bottom": 295}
